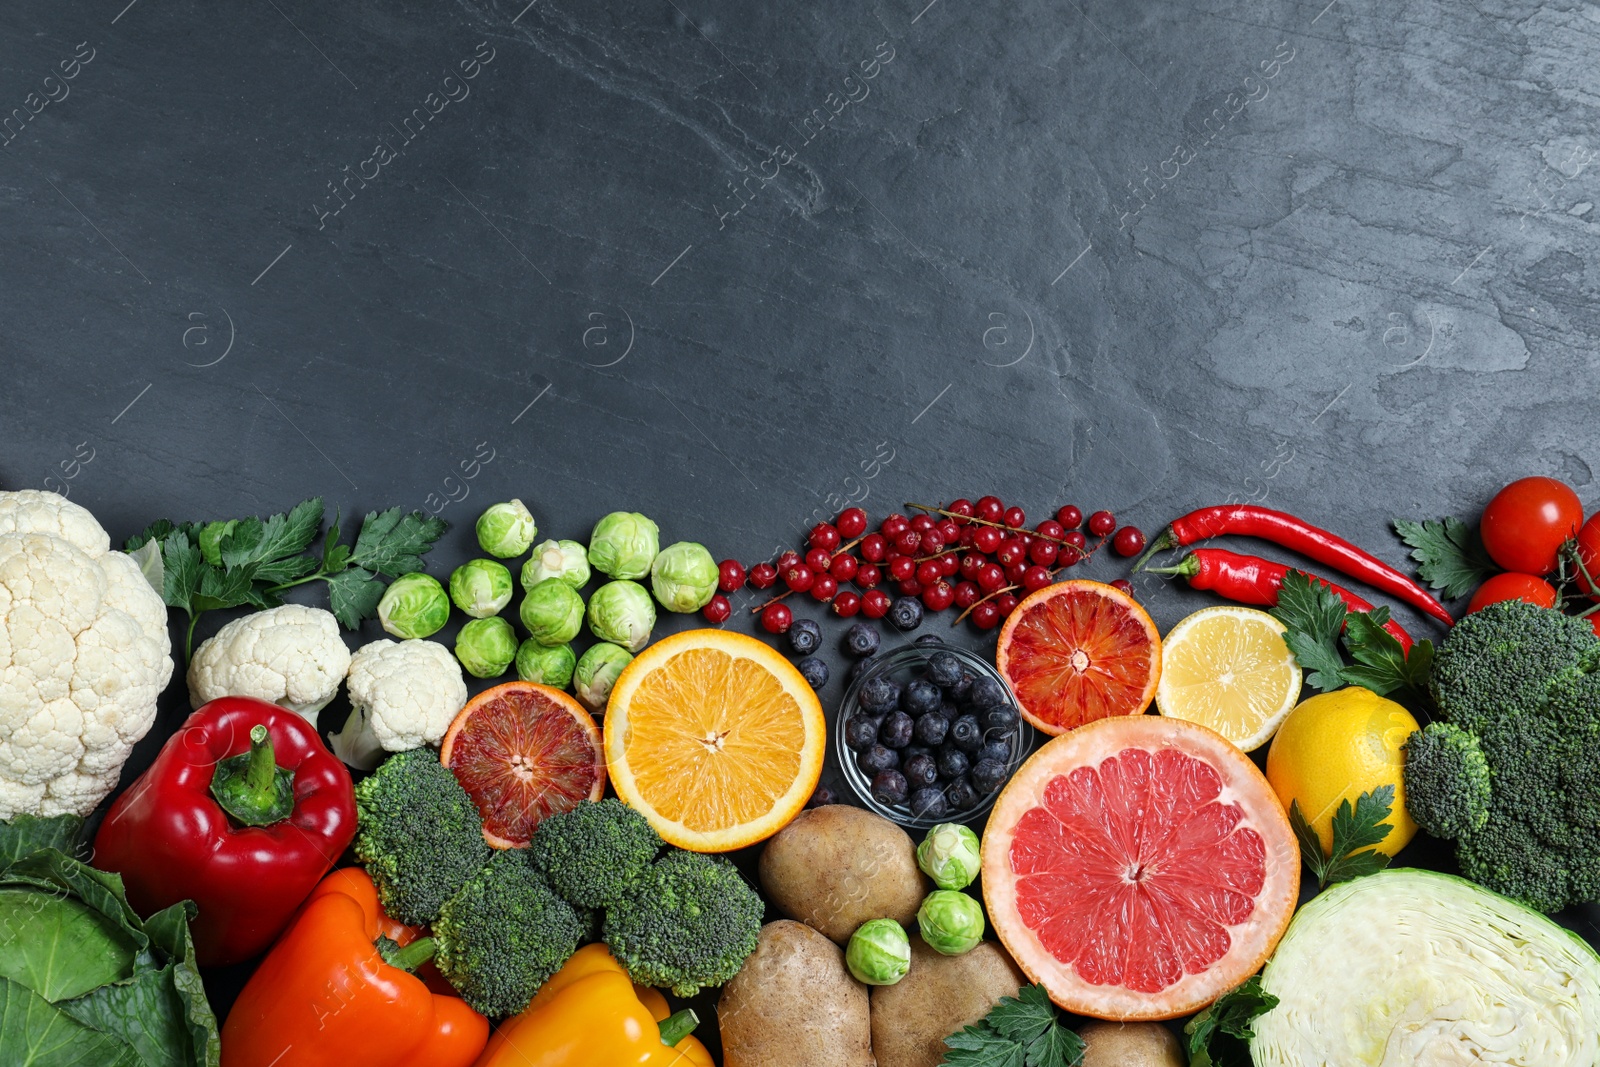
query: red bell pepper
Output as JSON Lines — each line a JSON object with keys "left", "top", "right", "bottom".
{"left": 93, "top": 696, "right": 357, "bottom": 966}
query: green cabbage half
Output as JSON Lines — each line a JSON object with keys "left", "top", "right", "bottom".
{"left": 1252, "top": 868, "right": 1600, "bottom": 1067}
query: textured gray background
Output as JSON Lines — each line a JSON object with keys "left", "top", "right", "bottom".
{"left": 4, "top": 0, "right": 1597, "bottom": 1036}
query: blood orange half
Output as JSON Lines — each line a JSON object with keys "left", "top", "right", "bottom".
{"left": 996, "top": 580, "right": 1162, "bottom": 735}
{"left": 982, "top": 715, "right": 1299, "bottom": 1020}
{"left": 440, "top": 681, "right": 605, "bottom": 849}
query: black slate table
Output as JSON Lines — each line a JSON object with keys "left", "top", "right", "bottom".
{"left": 5, "top": 0, "right": 1598, "bottom": 1053}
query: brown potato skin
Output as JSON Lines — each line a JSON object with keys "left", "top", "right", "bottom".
{"left": 719, "top": 920, "right": 876, "bottom": 1067}
{"left": 870, "top": 939, "right": 1026, "bottom": 1067}
{"left": 1076, "top": 1020, "right": 1185, "bottom": 1067}
{"left": 758, "top": 805, "right": 926, "bottom": 944}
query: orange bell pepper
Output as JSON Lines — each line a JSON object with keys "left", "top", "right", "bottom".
{"left": 222, "top": 868, "right": 488, "bottom": 1067}
{"left": 475, "top": 943, "right": 714, "bottom": 1067}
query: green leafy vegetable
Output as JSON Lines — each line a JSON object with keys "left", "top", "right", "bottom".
{"left": 1184, "top": 976, "right": 1278, "bottom": 1067}
{"left": 1393, "top": 516, "right": 1498, "bottom": 599}
{"left": 1269, "top": 571, "right": 1349, "bottom": 692}
{"left": 941, "top": 984, "right": 1084, "bottom": 1067}
{"left": 1339, "top": 608, "right": 1435, "bottom": 697}
{"left": 1290, "top": 785, "right": 1395, "bottom": 889}
{"left": 0, "top": 815, "right": 85, "bottom": 866}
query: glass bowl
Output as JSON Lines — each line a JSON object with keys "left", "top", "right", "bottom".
{"left": 836, "top": 643, "right": 1034, "bottom": 830}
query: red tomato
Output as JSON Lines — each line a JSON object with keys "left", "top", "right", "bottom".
{"left": 1574, "top": 513, "right": 1600, "bottom": 599}
{"left": 1589, "top": 614, "right": 1600, "bottom": 639}
{"left": 1479, "top": 477, "right": 1582, "bottom": 575}
{"left": 1466, "top": 572, "right": 1559, "bottom": 614}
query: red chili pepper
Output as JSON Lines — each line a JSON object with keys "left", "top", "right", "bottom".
{"left": 1150, "top": 548, "right": 1415, "bottom": 652}
{"left": 1134, "top": 504, "right": 1453, "bottom": 626}
{"left": 93, "top": 696, "right": 357, "bottom": 966}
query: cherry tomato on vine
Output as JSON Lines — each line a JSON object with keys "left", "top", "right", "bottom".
{"left": 1478, "top": 477, "right": 1582, "bottom": 576}
{"left": 1572, "top": 512, "right": 1600, "bottom": 599}
{"left": 1466, "top": 572, "right": 1558, "bottom": 614}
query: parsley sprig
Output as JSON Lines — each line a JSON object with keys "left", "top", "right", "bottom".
{"left": 1393, "top": 516, "right": 1498, "bottom": 599}
{"left": 1269, "top": 571, "right": 1433, "bottom": 697}
{"left": 1184, "top": 976, "right": 1279, "bottom": 1067}
{"left": 126, "top": 498, "right": 447, "bottom": 660}
{"left": 942, "top": 984, "right": 1084, "bottom": 1067}
{"left": 1290, "top": 785, "right": 1396, "bottom": 888}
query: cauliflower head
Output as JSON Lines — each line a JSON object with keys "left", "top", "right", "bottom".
{"left": 328, "top": 639, "right": 467, "bottom": 770}
{"left": 188, "top": 603, "right": 351, "bottom": 722}
{"left": 0, "top": 490, "right": 174, "bottom": 819}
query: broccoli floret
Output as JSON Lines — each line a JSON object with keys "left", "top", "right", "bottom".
{"left": 354, "top": 749, "right": 491, "bottom": 925}
{"left": 1403, "top": 723, "right": 1490, "bottom": 838}
{"left": 529, "top": 798, "right": 661, "bottom": 908}
{"left": 602, "top": 849, "right": 763, "bottom": 997}
{"left": 1407, "top": 600, "right": 1600, "bottom": 912}
{"left": 433, "top": 849, "right": 585, "bottom": 1017}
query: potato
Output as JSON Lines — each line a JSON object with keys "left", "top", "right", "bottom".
{"left": 870, "top": 939, "right": 1026, "bottom": 1067}
{"left": 1077, "top": 1020, "right": 1185, "bottom": 1067}
{"left": 759, "top": 804, "right": 926, "bottom": 943}
{"left": 719, "top": 920, "right": 875, "bottom": 1067}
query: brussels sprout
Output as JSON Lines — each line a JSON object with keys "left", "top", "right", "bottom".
{"left": 476, "top": 499, "right": 537, "bottom": 558}
{"left": 917, "top": 890, "right": 984, "bottom": 956}
{"left": 515, "top": 639, "right": 577, "bottom": 688}
{"left": 450, "top": 559, "right": 515, "bottom": 619}
{"left": 573, "top": 642, "right": 633, "bottom": 711}
{"left": 846, "top": 918, "right": 911, "bottom": 986}
{"left": 649, "top": 541, "right": 719, "bottom": 613}
{"left": 916, "top": 824, "right": 982, "bottom": 891}
{"left": 376, "top": 572, "right": 450, "bottom": 639}
{"left": 455, "top": 616, "right": 517, "bottom": 678}
{"left": 520, "top": 578, "right": 585, "bottom": 646}
{"left": 521, "top": 539, "right": 591, "bottom": 590}
{"left": 588, "top": 511, "right": 660, "bottom": 580}
{"left": 586, "top": 580, "right": 656, "bottom": 652}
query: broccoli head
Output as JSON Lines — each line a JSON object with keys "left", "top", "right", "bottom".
{"left": 1405, "top": 600, "right": 1600, "bottom": 912}
{"left": 602, "top": 848, "right": 763, "bottom": 997}
{"left": 433, "top": 849, "right": 585, "bottom": 1017}
{"left": 354, "top": 749, "right": 491, "bottom": 925}
{"left": 529, "top": 797, "right": 661, "bottom": 908}
{"left": 1403, "top": 723, "right": 1490, "bottom": 838}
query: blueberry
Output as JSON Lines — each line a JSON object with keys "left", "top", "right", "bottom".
{"left": 851, "top": 655, "right": 879, "bottom": 682}
{"left": 914, "top": 633, "right": 945, "bottom": 647}
{"left": 879, "top": 711, "right": 915, "bottom": 749}
{"left": 951, "top": 714, "right": 984, "bottom": 753}
{"left": 788, "top": 619, "right": 822, "bottom": 656}
{"left": 943, "top": 776, "right": 980, "bottom": 811}
{"left": 939, "top": 699, "right": 962, "bottom": 721}
{"left": 982, "top": 705, "right": 1020, "bottom": 737}
{"left": 904, "top": 752, "right": 938, "bottom": 788}
{"left": 797, "top": 656, "right": 829, "bottom": 690}
{"left": 964, "top": 676, "right": 1007, "bottom": 710}
{"left": 806, "top": 783, "right": 836, "bottom": 808}
{"left": 909, "top": 787, "right": 947, "bottom": 819}
{"left": 858, "top": 744, "right": 899, "bottom": 776}
{"left": 858, "top": 675, "right": 896, "bottom": 713}
{"left": 872, "top": 769, "right": 909, "bottom": 806}
{"left": 844, "top": 714, "right": 882, "bottom": 751}
{"left": 904, "top": 744, "right": 932, "bottom": 764}
{"left": 844, "top": 622, "right": 881, "bottom": 657}
{"left": 948, "top": 670, "right": 976, "bottom": 703}
{"left": 901, "top": 679, "right": 942, "bottom": 717}
{"left": 977, "top": 739, "right": 1011, "bottom": 765}
{"left": 888, "top": 596, "right": 924, "bottom": 631}
{"left": 971, "top": 757, "right": 1008, "bottom": 794}
{"left": 914, "top": 712, "right": 949, "bottom": 747}
{"left": 937, "top": 746, "right": 970, "bottom": 780}
{"left": 926, "top": 651, "right": 963, "bottom": 689}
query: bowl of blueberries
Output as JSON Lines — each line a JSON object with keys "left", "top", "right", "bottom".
{"left": 836, "top": 636, "right": 1032, "bottom": 828}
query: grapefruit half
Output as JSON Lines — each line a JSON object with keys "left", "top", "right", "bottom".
{"left": 440, "top": 681, "right": 605, "bottom": 849}
{"left": 982, "top": 714, "right": 1299, "bottom": 1020}
{"left": 996, "top": 581, "right": 1162, "bottom": 735}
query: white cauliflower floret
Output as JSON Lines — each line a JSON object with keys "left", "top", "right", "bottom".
{"left": 0, "top": 490, "right": 173, "bottom": 819}
{"left": 328, "top": 638, "right": 467, "bottom": 770}
{"left": 188, "top": 603, "right": 351, "bottom": 723}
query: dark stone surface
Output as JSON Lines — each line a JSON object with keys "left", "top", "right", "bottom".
{"left": 5, "top": 0, "right": 1598, "bottom": 1047}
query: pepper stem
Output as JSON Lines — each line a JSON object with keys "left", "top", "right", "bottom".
{"left": 1145, "top": 553, "right": 1200, "bottom": 580}
{"left": 1130, "top": 528, "right": 1177, "bottom": 573}
{"left": 210, "top": 724, "right": 297, "bottom": 827}
{"left": 377, "top": 936, "right": 437, "bottom": 973}
{"left": 658, "top": 1009, "right": 699, "bottom": 1048}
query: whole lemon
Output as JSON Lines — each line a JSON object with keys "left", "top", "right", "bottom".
{"left": 1265, "top": 687, "right": 1418, "bottom": 857}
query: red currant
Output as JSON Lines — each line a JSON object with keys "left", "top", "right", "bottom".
{"left": 830, "top": 554, "right": 858, "bottom": 581}
{"left": 810, "top": 574, "right": 838, "bottom": 601}
{"left": 910, "top": 514, "right": 937, "bottom": 534}
{"left": 954, "top": 580, "right": 980, "bottom": 609}
{"left": 761, "top": 602, "right": 793, "bottom": 633}
{"left": 809, "top": 523, "right": 840, "bottom": 552}
{"left": 1035, "top": 519, "right": 1065, "bottom": 541}
{"left": 859, "top": 533, "right": 888, "bottom": 563}
{"left": 1056, "top": 505, "right": 1083, "bottom": 529}
{"left": 1005, "top": 561, "right": 1028, "bottom": 584}
{"left": 976, "top": 496, "right": 1005, "bottom": 523}
{"left": 749, "top": 562, "right": 778, "bottom": 589}
{"left": 973, "top": 527, "right": 1003, "bottom": 554}
{"left": 776, "top": 550, "right": 802, "bottom": 571}
{"left": 1003, "top": 506, "right": 1026, "bottom": 528}
{"left": 1088, "top": 510, "right": 1116, "bottom": 537}
{"left": 888, "top": 555, "right": 916, "bottom": 582}
{"left": 855, "top": 564, "right": 882, "bottom": 588}
{"left": 1057, "top": 545, "right": 1082, "bottom": 568}
{"left": 880, "top": 514, "right": 910, "bottom": 539}
{"left": 1112, "top": 526, "right": 1147, "bottom": 557}
{"left": 921, "top": 532, "right": 946, "bottom": 555}
{"left": 972, "top": 602, "right": 1001, "bottom": 629}
{"left": 958, "top": 526, "right": 978, "bottom": 548}
{"left": 996, "top": 593, "right": 1020, "bottom": 617}
{"left": 939, "top": 519, "right": 961, "bottom": 545}
{"left": 717, "top": 559, "right": 746, "bottom": 593}
{"left": 996, "top": 539, "right": 1027, "bottom": 567}
{"left": 898, "top": 577, "right": 924, "bottom": 597}
{"left": 835, "top": 507, "right": 868, "bottom": 539}
{"left": 946, "top": 499, "right": 974, "bottom": 523}
{"left": 977, "top": 563, "right": 1006, "bottom": 592}
{"left": 1029, "top": 539, "right": 1058, "bottom": 567}
{"left": 1022, "top": 565, "right": 1052, "bottom": 592}
{"left": 702, "top": 594, "right": 731, "bottom": 623}
{"left": 916, "top": 560, "right": 942, "bottom": 586}
{"left": 832, "top": 590, "right": 862, "bottom": 617}
{"left": 1110, "top": 579, "right": 1134, "bottom": 596}
{"left": 959, "top": 553, "right": 985, "bottom": 580}
{"left": 1064, "top": 530, "right": 1088, "bottom": 550}
{"left": 922, "top": 580, "right": 955, "bottom": 611}
{"left": 805, "top": 547, "right": 832, "bottom": 573}
{"left": 862, "top": 589, "right": 891, "bottom": 618}
{"left": 894, "top": 530, "right": 921, "bottom": 555}
{"left": 939, "top": 553, "right": 960, "bottom": 577}
{"left": 784, "top": 565, "right": 814, "bottom": 592}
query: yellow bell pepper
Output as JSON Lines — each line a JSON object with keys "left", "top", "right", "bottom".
{"left": 474, "top": 944, "right": 715, "bottom": 1067}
